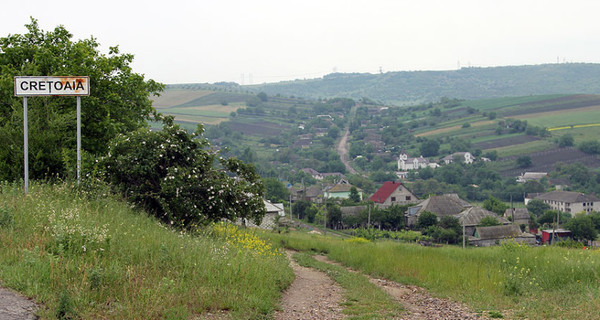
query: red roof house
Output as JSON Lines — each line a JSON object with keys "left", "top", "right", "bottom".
{"left": 370, "top": 181, "right": 419, "bottom": 207}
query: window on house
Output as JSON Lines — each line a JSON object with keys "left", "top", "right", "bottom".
{"left": 406, "top": 196, "right": 411, "bottom": 201}
{"left": 391, "top": 197, "right": 396, "bottom": 202}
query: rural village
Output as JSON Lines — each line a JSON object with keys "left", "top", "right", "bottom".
{"left": 3, "top": 7, "right": 600, "bottom": 320}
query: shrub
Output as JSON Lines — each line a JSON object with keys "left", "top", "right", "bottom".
{"left": 416, "top": 211, "right": 438, "bottom": 230}
{"left": 99, "top": 117, "right": 265, "bottom": 228}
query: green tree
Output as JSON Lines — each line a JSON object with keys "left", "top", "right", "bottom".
{"left": 420, "top": 139, "right": 440, "bottom": 157}
{"left": 263, "top": 177, "right": 290, "bottom": 203}
{"left": 579, "top": 140, "right": 600, "bottom": 154}
{"left": 439, "top": 215, "right": 462, "bottom": 235}
{"left": 416, "top": 211, "right": 438, "bottom": 230}
{"left": 479, "top": 216, "right": 500, "bottom": 227}
{"left": 292, "top": 199, "right": 311, "bottom": 220}
{"left": 483, "top": 150, "right": 498, "bottom": 161}
{"left": 527, "top": 199, "right": 550, "bottom": 217}
{"left": 326, "top": 203, "right": 343, "bottom": 228}
{"left": 349, "top": 186, "right": 361, "bottom": 203}
{"left": 0, "top": 19, "right": 163, "bottom": 181}
{"left": 558, "top": 134, "right": 574, "bottom": 147}
{"left": 483, "top": 196, "right": 509, "bottom": 215}
{"left": 516, "top": 156, "right": 532, "bottom": 168}
{"left": 565, "top": 214, "right": 598, "bottom": 243}
{"left": 257, "top": 92, "right": 268, "bottom": 102}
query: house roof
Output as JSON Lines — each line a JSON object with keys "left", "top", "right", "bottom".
{"left": 370, "top": 181, "right": 404, "bottom": 203}
{"left": 522, "top": 172, "right": 547, "bottom": 179}
{"left": 264, "top": 200, "right": 284, "bottom": 213}
{"left": 328, "top": 184, "right": 356, "bottom": 193}
{"left": 322, "top": 172, "right": 346, "bottom": 178}
{"left": 301, "top": 168, "right": 320, "bottom": 176}
{"left": 504, "top": 208, "right": 530, "bottom": 220}
{"left": 409, "top": 194, "right": 471, "bottom": 217}
{"left": 534, "top": 191, "right": 600, "bottom": 203}
{"left": 475, "top": 225, "right": 533, "bottom": 240}
{"left": 456, "top": 206, "right": 510, "bottom": 226}
{"left": 443, "top": 152, "right": 470, "bottom": 161}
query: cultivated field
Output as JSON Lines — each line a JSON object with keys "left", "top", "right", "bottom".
{"left": 473, "top": 135, "right": 541, "bottom": 150}
{"left": 497, "top": 146, "right": 600, "bottom": 177}
{"left": 151, "top": 89, "right": 213, "bottom": 109}
{"left": 228, "top": 120, "right": 289, "bottom": 136}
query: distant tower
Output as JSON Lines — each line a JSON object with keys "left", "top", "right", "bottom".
{"left": 379, "top": 66, "right": 383, "bottom": 74}
{"left": 241, "top": 73, "right": 245, "bottom": 85}
{"left": 249, "top": 73, "right": 253, "bottom": 85}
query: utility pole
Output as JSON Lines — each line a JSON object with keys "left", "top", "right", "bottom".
{"left": 462, "top": 223, "right": 466, "bottom": 249}
{"left": 323, "top": 196, "right": 327, "bottom": 235}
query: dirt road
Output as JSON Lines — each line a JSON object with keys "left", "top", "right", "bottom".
{"left": 274, "top": 251, "right": 345, "bottom": 319}
{"left": 0, "top": 287, "right": 37, "bottom": 320}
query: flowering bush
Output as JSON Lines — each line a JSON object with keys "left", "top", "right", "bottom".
{"left": 98, "top": 116, "right": 265, "bottom": 228}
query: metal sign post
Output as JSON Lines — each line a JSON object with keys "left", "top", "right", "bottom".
{"left": 23, "top": 97, "right": 29, "bottom": 194}
{"left": 14, "top": 76, "right": 90, "bottom": 194}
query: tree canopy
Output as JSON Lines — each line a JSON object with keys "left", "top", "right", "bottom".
{"left": 0, "top": 18, "right": 163, "bottom": 181}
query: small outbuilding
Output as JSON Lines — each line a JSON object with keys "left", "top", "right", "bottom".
{"left": 541, "top": 229, "right": 572, "bottom": 244}
{"left": 470, "top": 225, "right": 536, "bottom": 247}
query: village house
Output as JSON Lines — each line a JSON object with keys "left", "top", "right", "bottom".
{"left": 291, "top": 185, "right": 324, "bottom": 203}
{"left": 503, "top": 208, "right": 531, "bottom": 226}
{"left": 516, "top": 172, "right": 547, "bottom": 183}
{"left": 405, "top": 194, "right": 472, "bottom": 227}
{"left": 240, "top": 200, "right": 285, "bottom": 230}
{"left": 397, "top": 152, "right": 439, "bottom": 171}
{"left": 370, "top": 181, "right": 419, "bottom": 208}
{"left": 442, "top": 152, "right": 473, "bottom": 165}
{"left": 301, "top": 168, "right": 323, "bottom": 180}
{"left": 530, "top": 190, "right": 600, "bottom": 214}
{"left": 324, "top": 179, "right": 362, "bottom": 200}
{"left": 470, "top": 225, "right": 536, "bottom": 247}
{"left": 457, "top": 206, "right": 510, "bottom": 236}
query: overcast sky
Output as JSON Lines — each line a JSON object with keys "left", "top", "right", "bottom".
{"left": 2, "top": 0, "right": 600, "bottom": 84}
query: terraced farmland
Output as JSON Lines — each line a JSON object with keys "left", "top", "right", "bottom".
{"left": 497, "top": 147, "right": 600, "bottom": 177}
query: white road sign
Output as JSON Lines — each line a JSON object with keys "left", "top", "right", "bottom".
{"left": 14, "top": 76, "right": 90, "bottom": 96}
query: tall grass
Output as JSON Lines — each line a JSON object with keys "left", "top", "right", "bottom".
{"left": 0, "top": 181, "right": 293, "bottom": 319}
{"left": 265, "top": 232, "right": 600, "bottom": 320}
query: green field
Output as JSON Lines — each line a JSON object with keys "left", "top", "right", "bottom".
{"left": 263, "top": 231, "right": 600, "bottom": 320}
{"left": 0, "top": 182, "right": 293, "bottom": 319}
{"left": 461, "top": 95, "right": 567, "bottom": 111}
{"left": 516, "top": 108, "right": 600, "bottom": 128}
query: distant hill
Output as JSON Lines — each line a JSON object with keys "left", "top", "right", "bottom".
{"left": 247, "top": 63, "right": 600, "bottom": 105}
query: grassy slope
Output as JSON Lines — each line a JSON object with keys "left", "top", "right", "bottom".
{"left": 0, "top": 182, "right": 293, "bottom": 319}
{"left": 264, "top": 231, "right": 600, "bottom": 320}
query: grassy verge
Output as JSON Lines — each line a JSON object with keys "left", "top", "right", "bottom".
{"left": 293, "top": 251, "right": 404, "bottom": 319}
{"left": 263, "top": 231, "right": 600, "bottom": 320}
{"left": 0, "top": 182, "right": 294, "bottom": 319}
